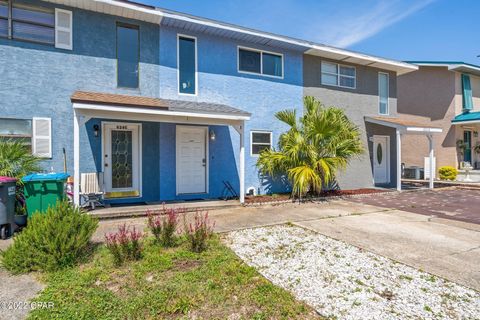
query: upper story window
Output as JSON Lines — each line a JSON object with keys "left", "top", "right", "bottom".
{"left": 321, "top": 61, "right": 356, "bottom": 89}
{"left": 250, "top": 131, "right": 272, "bottom": 156}
{"left": 116, "top": 23, "right": 139, "bottom": 89}
{"left": 0, "top": 1, "right": 72, "bottom": 49}
{"left": 462, "top": 74, "right": 473, "bottom": 111}
{"left": 378, "top": 72, "right": 389, "bottom": 115}
{"left": 178, "top": 35, "right": 197, "bottom": 95}
{"left": 238, "top": 47, "right": 283, "bottom": 78}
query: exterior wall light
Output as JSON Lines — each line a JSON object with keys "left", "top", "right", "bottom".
{"left": 93, "top": 124, "right": 100, "bottom": 137}
{"left": 209, "top": 129, "right": 216, "bottom": 141}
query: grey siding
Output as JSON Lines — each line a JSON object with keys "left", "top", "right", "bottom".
{"left": 303, "top": 55, "right": 398, "bottom": 189}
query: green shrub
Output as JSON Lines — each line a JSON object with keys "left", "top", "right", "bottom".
{"left": 438, "top": 166, "right": 458, "bottom": 181}
{"left": 0, "top": 201, "right": 98, "bottom": 273}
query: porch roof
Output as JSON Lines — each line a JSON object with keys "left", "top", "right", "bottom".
{"left": 365, "top": 116, "right": 443, "bottom": 134}
{"left": 71, "top": 91, "right": 251, "bottom": 123}
{"left": 452, "top": 111, "right": 480, "bottom": 125}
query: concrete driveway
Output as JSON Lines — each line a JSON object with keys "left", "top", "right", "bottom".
{"left": 349, "top": 187, "right": 480, "bottom": 225}
{"left": 95, "top": 197, "right": 480, "bottom": 290}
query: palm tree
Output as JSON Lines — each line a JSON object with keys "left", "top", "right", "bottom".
{"left": 256, "top": 96, "right": 364, "bottom": 198}
{"left": 0, "top": 138, "right": 42, "bottom": 179}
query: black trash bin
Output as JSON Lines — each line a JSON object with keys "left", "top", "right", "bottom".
{"left": 0, "top": 176, "right": 17, "bottom": 239}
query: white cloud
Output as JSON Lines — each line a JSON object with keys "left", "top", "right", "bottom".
{"left": 305, "top": 0, "right": 436, "bottom": 48}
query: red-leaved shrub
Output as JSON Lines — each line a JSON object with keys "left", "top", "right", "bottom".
{"left": 184, "top": 211, "right": 215, "bottom": 253}
{"left": 105, "top": 224, "right": 143, "bottom": 265}
{"left": 147, "top": 206, "right": 183, "bottom": 247}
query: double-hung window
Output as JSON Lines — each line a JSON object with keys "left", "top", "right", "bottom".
{"left": 238, "top": 47, "right": 283, "bottom": 78}
{"left": 178, "top": 35, "right": 197, "bottom": 95}
{"left": 250, "top": 131, "right": 272, "bottom": 156}
{"left": 0, "top": 1, "right": 72, "bottom": 49}
{"left": 321, "top": 61, "right": 356, "bottom": 89}
{"left": 0, "top": 118, "right": 51, "bottom": 157}
{"left": 378, "top": 72, "right": 389, "bottom": 115}
{"left": 117, "top": 23, "right": 139, "bottom": 89}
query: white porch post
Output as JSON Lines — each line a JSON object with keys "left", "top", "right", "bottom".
{"left": 428, "top": 134, "right": 434, "bottom": 189}
{"left": 73, "top": 110, "right": 80, "bottom": 206}
{"left": 239, "top": 121, "right": 245, "bottom": 204}
{"left": 396, "top": 129, "right": 402, "bottom": 191}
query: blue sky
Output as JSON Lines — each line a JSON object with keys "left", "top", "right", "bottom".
{"left": 139, "top": 0, "right": 479, "bottom": 65}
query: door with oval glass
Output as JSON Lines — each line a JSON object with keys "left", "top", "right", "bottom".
{"left": 373, "top": 135, "right": 390, "bottom": 184}
{"left": 103, "top": 123, "right": 141, "bottom": 199}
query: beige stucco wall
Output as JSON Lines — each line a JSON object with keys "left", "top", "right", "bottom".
{"left": 397, "top": 66, "right": 458, "bottom": 169}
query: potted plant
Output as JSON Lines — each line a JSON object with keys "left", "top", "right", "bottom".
{"left": 474, "top": 143, "right": 480, "bottom": 169}
{"left": 456, "top": 139, "right": 466, "bottom": 156}
{"left": 14, "top": 203, "right": 27, "bottom": 228}
{"left": 0, "top": 138, "right": 41, "bottom": 229}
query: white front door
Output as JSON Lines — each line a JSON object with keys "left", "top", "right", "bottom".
{"left": 373, "top": 135, "right": 389, "bottom": 184}
{"left": 176, "top": 126, "right": 207, "bottom": 194}
{"left": 103, "top": 123, "right": 141, "bottom": 198}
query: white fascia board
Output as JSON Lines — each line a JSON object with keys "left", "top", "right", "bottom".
{"left": 73, "top": 103, "right": 251, "bottom": 121}
{"left": 406, "top": 127, "right": 443, "bottom": 133}
{"left": 46, "top": 0, "right": 415, "bottom": 72}
{"left": 451, "top": 120, "right": 480, "bottom": 125}
{"left": 160, "top": 8, "right": 417, "bottom": 73}
{"left": 365, "top": 117, "right": 442, "bottom": 134}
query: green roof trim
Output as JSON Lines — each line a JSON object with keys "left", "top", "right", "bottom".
{"left": 452, "top": 111, "right": 480, "bottom": 123}
{"left": 405, "top": 61, "right": 480, "bottom": 69}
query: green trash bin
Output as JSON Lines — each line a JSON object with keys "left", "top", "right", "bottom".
{"left": 22, "top": 173, "right": 70, "bottom": 217}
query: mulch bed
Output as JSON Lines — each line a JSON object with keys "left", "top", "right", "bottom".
{"left": 245, "top": 188, "right": 388, "bottom": 204}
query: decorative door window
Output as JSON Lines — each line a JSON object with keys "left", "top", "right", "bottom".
{"left": 376, "top": 143, "right": 383, "bottom": 165}
{"left": 111, "top": 130, "right": 133, "bottom": 189}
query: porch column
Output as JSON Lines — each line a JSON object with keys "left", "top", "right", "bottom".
{"left": 73, "top": 110, "right": 80, "bottom": 206}
{"left": 427, "top": 134, "right": 434, "bottom": 189}
{"left": 396, "top": 129, "right": 402, "bottom": 191}
{"left": 239, "top": 121, "right": 245, "bottom": 204}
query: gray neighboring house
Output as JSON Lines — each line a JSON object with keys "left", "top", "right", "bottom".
{"left": 303, "top": 55, "right": 442, "bottom": 190}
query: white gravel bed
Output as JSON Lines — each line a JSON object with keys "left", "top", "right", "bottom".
{"left": 225, "top": 225, "right": 480, "bottom": 320}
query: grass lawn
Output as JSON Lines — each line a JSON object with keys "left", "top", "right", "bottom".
{"left": 29, "top": 235, "right": 318, "bottom": 319}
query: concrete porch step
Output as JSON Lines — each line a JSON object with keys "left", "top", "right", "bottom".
{"left": 89, "top": 200, "right": 241, "bottom": 220}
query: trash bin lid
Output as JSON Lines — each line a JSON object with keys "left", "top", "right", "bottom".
{"left": 22, "top": 173, "right": 70, "bottom": 182}
{"left": 0, "top": 176, "right": 17, "bottom": 183}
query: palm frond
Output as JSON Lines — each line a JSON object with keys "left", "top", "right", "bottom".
{"left": 256, "top": 96, "right": 364, "bottom": 198}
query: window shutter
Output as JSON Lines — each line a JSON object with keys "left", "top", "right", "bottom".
{"left": 33, "top": 118, "right": 52, "bottom": 158}
{"left": 55, "top": 8, "right": 72, "bottom": 50}
{"left": 462, "top": 74, "right": 473, "bottom": 110}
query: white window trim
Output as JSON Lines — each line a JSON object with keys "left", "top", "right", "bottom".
{"left": 237, "top": 46, "right": 284, "bottom": 79}
{"left": 250, "top": 130, "right": 272, "bottom": 157}
{"left": 321, "top": 61, "right": 356, "bottom": 89}
{"left": 378, "top": 72, "right": 389, "bottom": 115}
{"left": 32, "top": 117, "right": 52, "bottom": 158}
{"left": 54, "top": 8, "right": 73, "bottom": 50}
{"left": 177, "top": 34, "right": 198, "bottom": 96}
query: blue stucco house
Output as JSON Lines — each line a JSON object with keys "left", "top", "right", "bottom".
{"left": 0, "top": 0, "right": 423, "bottom": 207}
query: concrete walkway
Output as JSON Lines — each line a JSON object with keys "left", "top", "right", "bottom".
{"left": 94, "top": 199, "right": 480, "bottom": 290}
{"left": 295, "top": 209, "right": 480, "bottom": 291}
